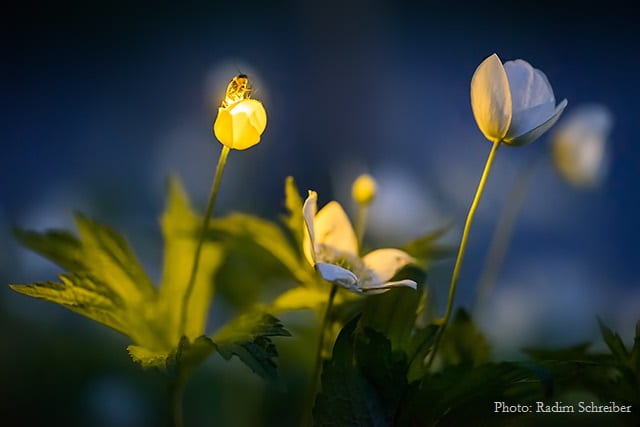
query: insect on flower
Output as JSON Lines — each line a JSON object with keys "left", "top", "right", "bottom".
{"left": 222, "top": 74, "right": 252, "bottom": 108}
{"left": 213, "top": 73, "right": 267, "bottom": 150}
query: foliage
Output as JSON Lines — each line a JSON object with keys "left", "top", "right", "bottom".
{"left": 314, "top": 306, "right": 640, "bottom": 426}
{"left": 11, "top": 177, "right": 289, "bottom": 382}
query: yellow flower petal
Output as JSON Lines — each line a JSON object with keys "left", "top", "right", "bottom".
{"left": 314, "top": 201, "right": 358, "bottom": 258}
{"left": 470, "top": 53, "right": 512, "bottom": 143}
{"left": 213, "top": 99, "right": 267, "bottom": 150}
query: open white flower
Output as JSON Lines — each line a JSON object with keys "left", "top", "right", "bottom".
{"left": 471, "top": 53, "right": 568, "bottom": 146}
{"left": 551, "top": 104, "right": 612, "bottom": 188}
{"left": 302, "top": 190, "right": 417, "bottom": 294}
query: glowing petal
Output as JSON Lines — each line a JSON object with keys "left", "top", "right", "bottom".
{"left": 470, "top": 53, "right": 512, "bottom": 143}
{"left": 314, "top": 201, "right": 358, "bottom": 257}
{"left": 213, "top": 99, "right": 267, "bottom": 150}
{"left": 362, "top": 248, "right": 415, "bottom": 283}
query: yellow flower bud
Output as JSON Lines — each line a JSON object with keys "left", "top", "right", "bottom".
{"left": 213, "top": 98, "right": 267, "bottom": 150}
{"left": 352, "top": 174, "right": 377, "bottom": 205}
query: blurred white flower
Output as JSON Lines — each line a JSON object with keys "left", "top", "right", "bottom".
{"left": 471, "top": 53, "right": 568, "bottom": 146}
{"left": 302, "top": 190, "right": 417, "bottom": 294}
{"left": 551, "top": 104, "right": 613, "bottom": 188}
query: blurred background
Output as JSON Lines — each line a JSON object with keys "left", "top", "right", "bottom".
{"left": 2, "top": 1, "right": 639, "bottom": 425}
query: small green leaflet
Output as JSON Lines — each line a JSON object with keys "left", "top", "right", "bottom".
{"left": 213, "top": 312, "right": 291, "bottom": 385}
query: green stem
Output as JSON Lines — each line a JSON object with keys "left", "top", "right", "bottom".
{"left": 169, "top": 375, "right": 186, "bottom": 427}
{"left": 303, "top": 284, "right": 338, "bottom": 426}
{"left": 473, "top": 154, "right": 541, "bottom": 313}
{"left": 354, "top": 204, "right": 369, "bottom": 251}
{"left": 427, "top": 140, "right": 500, "bottom": 367}
{"left": 179, "top": 145, "right": 230, "bottom": 336}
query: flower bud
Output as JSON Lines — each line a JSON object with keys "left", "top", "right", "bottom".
{"left": 213, "top": 99, "right": 267, "bottom": 150}
{"left": 551, "top": 105, "right": 612, "bottom": 188}
{"left": 352, "top": 174, "right": 377, "bottom": 205}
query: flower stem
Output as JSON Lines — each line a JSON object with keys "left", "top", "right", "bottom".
{"left": 179, "top": 145, "right": 230, "bottom": 336}
{"left": 303, "top": 283, "right": 338, "bottom": 426}
{"left": 473, "top": 153, "right": 542, "bottom": 313}
{"left": 354, "top": 204, "right": 369, "bottom": 251}
{"left": 426, "top": 140, "right": 500, "bottom": 367}
{"left": 169, "top": 375, "right": 186, "bottom": 427}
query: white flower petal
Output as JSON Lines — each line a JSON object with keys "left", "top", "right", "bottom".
{"left": 362, "top": 248, "right": 415, "bottom": 283}
{"left": 315, "top": 262, "right": 358, "bottom": 291}
{"left": 314, "top": 201, "right": 358, "bottom": 257}
{"left": 551, "top": 104, "right": 612, "bottom": 187}
{"left": 360, "top": 279, "right": 418, "bottom": 295}
{"left": 504, "top": 60, "right": 557, "bottom": 140}
{"left": 504, "top": 99, "right": 567, "bottom": 146}
{"left": 470, "top": 53, "right": 512, "bottom": 142}
{"left": 302, "top": 191, "right": 318, "bottom": 265}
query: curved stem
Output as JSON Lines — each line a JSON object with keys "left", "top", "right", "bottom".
{"left": 426, "top": 140, "right": 500, "bottom": 367}
{"left": 303, "top": 283, "right": 338, "bottom": 426}
{"left": 473, "top": 153, "right": 542, "bottom": 313}
{"left": 169, "top": 375, "right": 186, "bottom": 427}
{"left": 179, "top": 145, "right": 230, "bottom": 336}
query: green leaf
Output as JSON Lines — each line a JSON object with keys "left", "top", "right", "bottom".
{"left": 439, "top": 308, "right": 490, "bottom": 368}
{"left": 282, "top": 176, "right": 305, "bottom": 248}
{"left": 399, "top": 362, "right": 544, "bottom": 425}
{"left": 402, "top": 223, "right": 455, "bottom": 266}
{"left": 10, "top": 273, "right": 129, "bottom": 337}
{"left": 269, "top": 287, "right": 333, "bottom": 313}
{"left": 127, "top": 345, "right": 170, "bottom": 369}
{"left": 524, "top": 343, "right": 592, "bottom": 362}
{"left": 213, "top": 312, "right": 291, "bottom": 384}
{"left": 128, "top": 335, "right": 215, "bottom": 379}
{"left": 598, "top": 317, "right": 629, "bottom": 365}
{"left": 207, "top": 213, "right": 313, "bottom": 286}
{"left": 14, "top": 228, "right": 85, "bottom": 271}
{"left": 156, "top": 177, "right": 225, "bottom": 343}
{"left": 166, "top": 335, "right": 216, "bottom": 378}
{"left": 314, "top": 316, "right": 409, "bottom": 427}
{"left": 74, "top": 214, "right": 156, "bottom": 303}
{"left": 406, "top": 324, "right": 438, "bottom": 382}
{"left": 361, "top": 287, "right": 423, "bottom": 352}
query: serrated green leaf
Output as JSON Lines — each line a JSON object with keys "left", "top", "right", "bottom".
{"left": 10, "top": 273, "right": 130, "bottom": 337}
{"left": 128, "top": 335, "right": 215, "bottom": 378}
{"left": 213, "top": 312, "right": 290, "bottom": 383}
{"left": 127, "top": 345, "right": 170, "bottom": 369}
{"left": 598, "top": 317, "right": 629, "bottom": 364}
{"left": 156, "top": 177, "right": 224, "bottom": 344}
{"left": 314, "top": 316, "right": 408, "bottom": 427}
{"left": 282, "top": 176, "right": 305, "bottom": 247}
